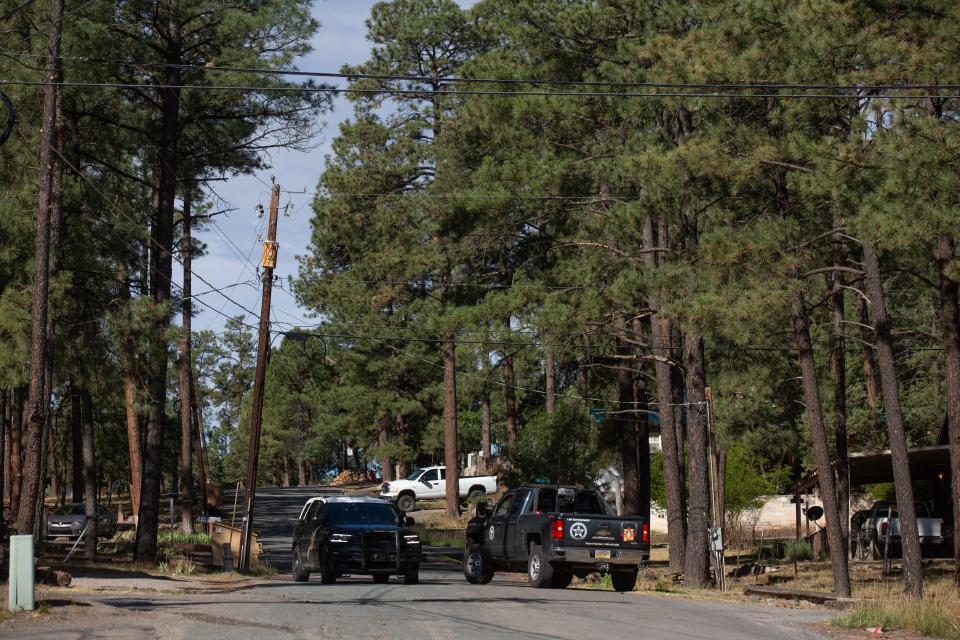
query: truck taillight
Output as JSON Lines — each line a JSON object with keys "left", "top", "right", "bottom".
{"left": 881, "top": 521, "right": 888, "bottom": 536}
{"left": 552, "top": 519, "right": 565, "bottom": 541}
{"left": 641, "top": 523, "right": 650, "bottom": 544}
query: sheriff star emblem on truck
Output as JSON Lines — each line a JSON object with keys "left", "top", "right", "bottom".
{"left": 569, "top": 522, "right": 588, "bottom": 540}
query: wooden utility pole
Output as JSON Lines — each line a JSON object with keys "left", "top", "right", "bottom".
{"left": 178, "top": 188, "right": 195, "bottom": 534}
{"left": 238, "top": 182, "right": 280, "bottom": 573}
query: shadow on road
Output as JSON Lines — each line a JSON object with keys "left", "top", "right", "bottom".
{"left": 222, "top": 486, "right": 341, "bottom": 572}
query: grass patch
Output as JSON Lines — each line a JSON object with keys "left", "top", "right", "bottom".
{"left": 833, "top": 583, "right": 960, "bottom": 639}
{"left": 414, "top": 527, "right": 465, "bottom": 548}
{"left": 246, "top": 561, "right": 278, "bottom": 577}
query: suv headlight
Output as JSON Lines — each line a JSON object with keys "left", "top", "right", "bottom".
{"left": 330, "top": 533, "right": 353, "bottom": 543}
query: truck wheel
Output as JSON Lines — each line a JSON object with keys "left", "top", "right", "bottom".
{"left": 550, "top": 571, "right": 573, "bottom": 589}
{"left": 610, "top": 569, "right": 637, "bottom": 592}
{"left": 319, "top": 548, "right": 337, "bottom": 584}
{"left": 404, "top": 566, "right": 420, "bottom": 585}
{"left": 397, "top": 494, "right": 416, "bottom": 512}
{"left": 464, "top": 543, "right": 494, "bottom": 584}
{"left": 527, "top": 543, "right": 555, "bottom": 589}
{"left": 467, "top": 489, "right": 485, "bottom": 502}
{"left": 292, "top": 547, "right": 310, "bottom": 583}
{"left": 372, "top": 573, "right": 390, "bottom": 584}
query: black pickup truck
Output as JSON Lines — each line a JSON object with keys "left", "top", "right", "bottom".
{"left": 463, "top": 485, "right": 649, "bottom": 591}
{"left": 292, "top": 496, "right": 421, "bottom": 584}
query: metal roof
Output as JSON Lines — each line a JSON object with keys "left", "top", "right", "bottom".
{"left": 796, "top": 445, "right": 951, "bottom": 494}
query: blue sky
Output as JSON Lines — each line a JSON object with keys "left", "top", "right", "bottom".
{"left": 175, "top": 0, "right": 475, "bottom": 338}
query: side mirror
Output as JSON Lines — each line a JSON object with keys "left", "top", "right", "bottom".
{"left": 405, "top": 516, "right": 415, "bottom": 527}
{"left": 475, "top": 502, "right": 489, "bottom": 518}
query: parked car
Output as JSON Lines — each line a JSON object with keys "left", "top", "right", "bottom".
{"left": 291, "top": 496, "right": 421, "bottom": 584}
{"left": 380, "top": 466, "right": 497, "bottom": 511}
{"left": 462, "top": 485, "right": 650, "bottom": 591}
{"left": 45, "top": 503, "right": 117, "bottom": 540}
{"left": 857, "top": 500, "right": 943, "bottom": 559}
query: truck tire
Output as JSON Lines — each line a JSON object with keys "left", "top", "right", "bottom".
{"left": 464, "top": 543, "right": 494, "bottom": 584}
{"left": 404, "top": 566, "right": 420, "bottom": 585}
{"left": 467, "top": 488, "right": 485, "bottom": 502}
{"left": 550, "top": 571, "right": 573, "bottom": 589}
{"left": 527, "top": 543, "right": 555, "bottom": 589}
{"left": 319, "top": 548, "right": 337, "bottom": 584}
{"left": 610, "top": 568, "right": 637, "bottom": 592}
{"left": 372, "top": 573, "right": 390, "bottom": 584}
{"left": 292, "top": 547, "right": 310, "bottom": 583}
{"left": 397, "top": 493, "right": 416, "bottom": 512}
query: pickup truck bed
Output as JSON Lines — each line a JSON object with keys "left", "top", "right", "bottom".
{"left": 463, "top": 485, "right": 649, "bottom": 591}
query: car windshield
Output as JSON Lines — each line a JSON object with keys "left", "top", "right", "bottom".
{"left": 53, "top": 505, "right": 85, "bottom": 516}
{"left": 405, "top": 468, "right": 426, "bottom": 481}
{"left": 326, "top": 502, "right": 400, "bottom": 526}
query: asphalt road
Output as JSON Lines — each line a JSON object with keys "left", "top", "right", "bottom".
{"left": 2, "top": 486, "right": 834, "bottom": 639}
{"left": 7, "top": 566, "right": 833, "bottom": 640}
{"left": 222, "top": 485, "right": 342, "bottom": 572}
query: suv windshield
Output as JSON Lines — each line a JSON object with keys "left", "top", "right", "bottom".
{"left": 405, "top": 468, "right": 426, "bottom": 481}
{"left": 326, "top": 502, "right": 400, "bottom": 526}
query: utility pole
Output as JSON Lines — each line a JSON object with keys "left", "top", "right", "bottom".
{"left": 238, "top": 182, "right": 280, "bottom": 573}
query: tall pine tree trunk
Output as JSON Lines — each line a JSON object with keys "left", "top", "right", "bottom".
{"left": 683, "top": 331, "right": 711, "bottom": 586}
{"left": 118, "top": 266, "right": 142, "bottom": 519}
{"left": 481, "top": 392, "right": 491, "bottom": 473}
{"left": 72, "top": 392, "right": 82, "bottom": 503}
{"left": 863, "top": 243, "right": 923, "bottom": 597}
{"left": 178, "top": 188, "right": 194, "bottom": 534}
{"left": 134, "top": 12, "right": 182, "bottom": 564}
{"left": 16, "top": 0, "right": 63, "bottom": 536}
{"left": 827, "top": 267, "right": 850, "bottom": 554}
{"left": 379, "top": 416, "right": 393, "bottom": 482}
{"left": 933, "top": 234, "right": 960, "bottom": 587}
{"left": 859, "top": 297, "right": 879, "bottom": 413}
{"left": 442, "top": 335, "right": 460, "bottom": 517}
{"left": 618, "top": 344, "right": 641, "bottom": 515}
{"left": 0, "top": 392, "right": 6, "bottom": 535}
{"left": 544, "top": 343, "right": 556, "bottom": 415}
{"left": 10, "top": 388, "right": 23, "bottom": 519}
{"left": 503, "top": 351, "right": 518, "bottom": 451}
{"left": 282, "top": 455, "right": 290, "bottom": 488}
{"left": 81, "top": 388, "right": 96, "bottom": 560}
{"left": 646, "top": 214, "right": 686, "bottom": 572}
{"left": 791, "top": 286, "right": 851, "bottom": 597}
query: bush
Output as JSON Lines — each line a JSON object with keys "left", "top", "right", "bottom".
{"left": 783, "top": 540, "right": 813, "bottom": 562}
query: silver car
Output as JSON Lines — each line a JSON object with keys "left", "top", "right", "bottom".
{"left": 45, "top": 504, "right": 117, "bottom": 540}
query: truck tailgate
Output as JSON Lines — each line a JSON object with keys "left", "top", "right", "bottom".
{"left": 557, "top": 514, "right": 648, "bottom": 551}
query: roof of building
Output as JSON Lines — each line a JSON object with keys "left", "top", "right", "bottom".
{"left": 796, "top": 445, "right": 951, "bottom": 494}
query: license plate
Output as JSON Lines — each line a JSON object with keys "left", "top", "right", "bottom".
{"left": 595, "top": 550, "right": 611, "bottom": 559}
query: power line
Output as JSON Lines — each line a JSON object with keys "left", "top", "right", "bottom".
{"left": 15, "top": 54, "right": 960, "bottom": 92}
{"left": 49, "top": 145, "right": 264, "bottom": 325}
{"left": 2, "top": 78, "right": 958, "bottom": 100}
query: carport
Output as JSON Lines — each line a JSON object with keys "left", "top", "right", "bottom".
{"left": 793, "top": 445, "right": 953, "bottom": 556}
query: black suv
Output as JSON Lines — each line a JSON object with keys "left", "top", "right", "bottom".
{"left": 292, "top": 496, "right": 421, "bottom": 584}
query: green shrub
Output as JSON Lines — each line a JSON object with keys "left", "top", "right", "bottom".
{"left": 783, "top": 540, "right": 813, "bottom": 562}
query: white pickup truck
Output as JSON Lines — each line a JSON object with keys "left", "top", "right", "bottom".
{"left": 856, "top": 500, "right": 944, "bottom": 559}
{"left": 380, "top": 466, "right": 498, "bottom": 511}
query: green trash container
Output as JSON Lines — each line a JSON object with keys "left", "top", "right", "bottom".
{"left": 8, "top": 535, "right": 34, "bottom": 612}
